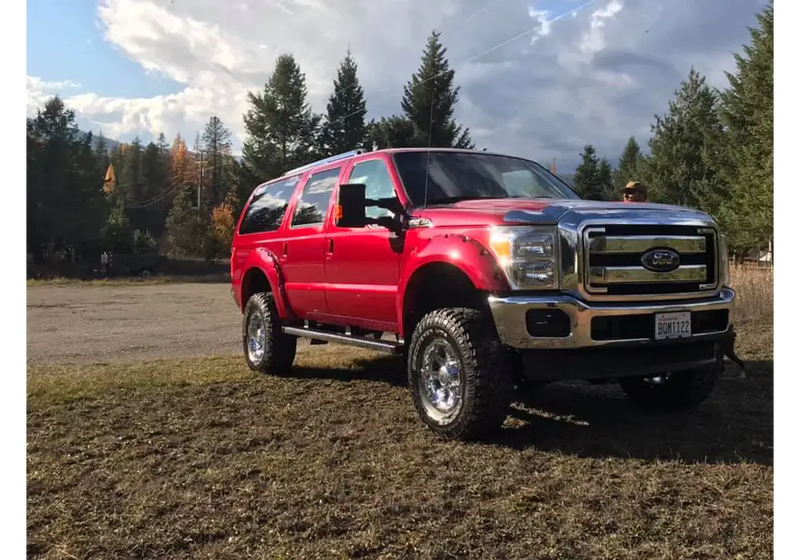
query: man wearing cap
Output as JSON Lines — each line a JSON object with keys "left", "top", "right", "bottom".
{"left": 621, "top": 181, "right": 647, "bottom": 202}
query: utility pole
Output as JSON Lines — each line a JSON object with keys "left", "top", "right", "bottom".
{"left": 196, "top": 149, "right": 204, "bottom": 220}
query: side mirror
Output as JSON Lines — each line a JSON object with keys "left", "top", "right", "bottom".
{"left": 335, "top": 183, "right": 367, "bottom": 228}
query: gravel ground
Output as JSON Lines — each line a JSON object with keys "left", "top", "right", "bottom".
{"left": 27, "top": 283, "right": 243, "bottom": 365}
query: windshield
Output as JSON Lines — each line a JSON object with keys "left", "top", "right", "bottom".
{"left": 392, "top": 150, "right": 580, "bottom": 207}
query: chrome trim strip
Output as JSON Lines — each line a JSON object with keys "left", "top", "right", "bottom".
{"left": 588, "top": 265, "right": 708, "bottom": 284}
{"left": 488, "top": 287, "right": 735, "bottom": 349}
{"left": 588, "top": 235, "right": 706, "bottom": 254}
{"left": 564, "top": 218, "right": 721, "bottom": 301}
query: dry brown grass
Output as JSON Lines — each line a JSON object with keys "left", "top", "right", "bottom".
{"left": 730, "top": 264, "right": 773, "bottom": 326}
{"left": 28, "top": 324, "right": 773, "bottom": 560}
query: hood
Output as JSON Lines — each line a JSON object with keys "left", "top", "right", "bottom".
{"left": 416, "top": 198, "right": 714, "bottom": 227}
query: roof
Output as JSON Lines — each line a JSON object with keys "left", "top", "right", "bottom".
{"left": 253, "top": 147, "right": 559, "bottom": 192}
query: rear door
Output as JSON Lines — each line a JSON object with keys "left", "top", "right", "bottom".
{"left": 323, "top": 156, "right": 404, "bottom": 330}
{"left": 280, "top": 166, "right": 342, "bottom": 318}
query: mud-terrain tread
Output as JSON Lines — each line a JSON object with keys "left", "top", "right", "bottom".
{"left": 242, "top": 292, "right": 297, "bottom": 375}
{"left": 408, "top": 307, "right": 514, "bottom": 441}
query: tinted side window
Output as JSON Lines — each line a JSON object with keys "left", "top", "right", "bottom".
{"left": 291, "top": 167, "right": 340, "bottom": 227}
{"left": 347, "top": 159, "right": 397, "bottom": 219}
{"left": 239, "top": 177, "right": 300, "bottom": 235}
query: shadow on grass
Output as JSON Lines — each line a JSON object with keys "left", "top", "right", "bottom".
{"left": 289, "top": 355, "right": 408, "bottom": 388}
{"left": 498, "top": 359, "right": 774, "bottom": 465}
{"left": 286, "top": 354, "right": 773, "bottom": 465}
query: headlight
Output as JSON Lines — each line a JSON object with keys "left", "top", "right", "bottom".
{"left": 719, "top": 233, "right": 730, "bottom": 286}
{"left": 489, "top": 226, "right": 558, "bottom": 289}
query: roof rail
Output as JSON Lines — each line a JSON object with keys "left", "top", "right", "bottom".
{"left": 281, "top": 149, "right": 366, "bottom": 177}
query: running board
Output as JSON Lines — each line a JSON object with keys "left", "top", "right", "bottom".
{"left": 282, "top": 326, "right": 404, "bottom": 354}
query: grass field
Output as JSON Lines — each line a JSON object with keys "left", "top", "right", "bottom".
{"left": 26, "top": 266, "right": 774, "bottom": 559}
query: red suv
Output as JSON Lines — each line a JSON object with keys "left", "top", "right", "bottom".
{"left": 231, "top": 148, "right": 735, "bottom": 440}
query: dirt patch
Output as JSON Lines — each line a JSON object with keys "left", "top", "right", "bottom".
{"left": 27, "top": 283, "right": 242, "bottom": 365}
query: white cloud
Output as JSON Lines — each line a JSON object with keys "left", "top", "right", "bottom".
{"left": 26, "top": 0, "right": 769, "bottom": 170}
{"left": 26, "top": 77, "right": 83, "bottom": 118}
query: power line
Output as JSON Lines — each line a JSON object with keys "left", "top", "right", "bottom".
{"left": 324, "top": 0, "right": 601, "bottom": 131}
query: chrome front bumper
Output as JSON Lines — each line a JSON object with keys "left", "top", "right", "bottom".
{"left": 488, "top": 287, "right": 735, "bottom": 350}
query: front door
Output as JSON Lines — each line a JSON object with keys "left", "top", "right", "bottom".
{"left": 323, "top": 157, "right": 404, "bottom": 331}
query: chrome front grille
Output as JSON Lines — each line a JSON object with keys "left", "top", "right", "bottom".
{"left": 583, "top": 224, "right": 718, "bottom": 297}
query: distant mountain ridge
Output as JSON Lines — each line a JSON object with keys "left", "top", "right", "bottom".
{"left": 23, "top": 117, "right": 121, "bottom": 150}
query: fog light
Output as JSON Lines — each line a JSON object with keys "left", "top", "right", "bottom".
{"left": 525, "top": 309, "right": 571, "bottom": 338}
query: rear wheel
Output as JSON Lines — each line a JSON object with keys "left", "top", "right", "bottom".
{"left": 618, "top": 361, "right": 721, "bottom": 410}
{"left": 407, "top": 308, "right": 514, "bottom": 441}
{"left": 242, "top": 292, "right": 297, "bottom": 375}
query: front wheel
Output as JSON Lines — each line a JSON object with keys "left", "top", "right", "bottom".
{"left": 242, "top": 292, "right": 297, "bottom": 375}
{"left": 618, "top": 360, "right": 721, "bottom": 410}
{"left": 407, "top": 308, "right": 514, "bottom": 441}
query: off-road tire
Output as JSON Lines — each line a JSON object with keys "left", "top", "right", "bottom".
{"left": 618, "top": 360, "right": 722, "bottom": 410}
{"left": 242, "top": 292, "right": 297, "bottom": 375}
{"left": 407, "top": 307, "right": 514, "bottom": 441}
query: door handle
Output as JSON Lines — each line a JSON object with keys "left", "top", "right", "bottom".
{"left": 281, "top": 242, "right": 288, "bottom": 260}
{"left": 327, "top": 238, "right": 334, "bottom": 254}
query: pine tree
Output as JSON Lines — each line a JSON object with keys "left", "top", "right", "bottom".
{"left": 136, "top": 141, "right": 169, "bottom": 236}
{"left": 109, "top": 142, "right": 125, "bottom": 198}
{"left": 95, "top": 132, "right": 110, "bottom": 181}
{"left": 638, "top": 68, "right": 726, "bottom": 211}
{"left": 201, "top": 116, "right": 234, "bottom": 210}
{"left": 26, "top": 96, "right": 106, "bottom": 260}
{"left": 367, "top": 116, "right": 417, "bottom": 149}
{"left": 598, "top": 158, "right": 614, "bottom": 201}
{"left": 613, "top": 136, "right": 643, "bottom": 195}
{"left": 119, "top": 137, "right": 144, "bottom": 206}
{"left": 573, "top": 145, "right": 605, "bottom": 200}
{"left": 400, "top": 30, "right": 473, "bottom": 148}
{"left": 242, "top": 54, "right": 321, "bottom": 179}
{"left": 165, "top": 188, "right": 201, "bottom": 256}
{"left": 319, "top": 51, "right": 368, "bottom": 156}
{"left": 717, "top": 1, "right": 773, "bottom": 252}
{"left": 102, "top": 201, "right": 134, "bottom": 253}
{"left": 156, "top": 132, "right": 169, "bottom": 155}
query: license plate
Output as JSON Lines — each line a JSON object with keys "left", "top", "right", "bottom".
{"left": 655, "top": 311, "right": 691, "bottom": 340}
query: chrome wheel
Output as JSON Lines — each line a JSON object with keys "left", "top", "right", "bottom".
{"left": 246, "top": 311, "right": 266, "bottom": 363}
{"left": 417, "top": 337, "right": 463, "bottom": 425}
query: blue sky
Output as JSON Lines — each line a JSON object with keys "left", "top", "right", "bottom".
{"left": 26, "top": 0, "right": 182, "bottom": 99}
{"left": 25, "top": 0, "right": 767, "bottom": 172}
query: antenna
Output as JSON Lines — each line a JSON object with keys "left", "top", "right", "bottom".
{"left": 422, "top": 86, "right": 435, "bottom": 209}
{"left": 281, "top": 149, "right": 365, "bottom": 177}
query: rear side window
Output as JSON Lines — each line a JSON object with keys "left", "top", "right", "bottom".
{"left": 239, "top": 176, "right": 300, "bottom": 235}
{"left": 291, "top": 167, "right": 341, "bottom": 227}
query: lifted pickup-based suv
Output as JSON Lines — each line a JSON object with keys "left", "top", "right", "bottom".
{"left": 231, "top": 148, "right": 735, "bottom": 440}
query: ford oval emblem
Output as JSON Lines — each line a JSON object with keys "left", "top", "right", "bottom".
{"left": 641, "top": 249, "right": 680, "bottom": 272}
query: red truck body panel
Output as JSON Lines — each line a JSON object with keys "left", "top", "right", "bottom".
{"left": 231, "top": 149, "right": 546, "bottom": 337}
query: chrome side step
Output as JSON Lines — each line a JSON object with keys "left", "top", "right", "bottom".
{"left": 282, "top": 326, "right": 404, "bottom": 354}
